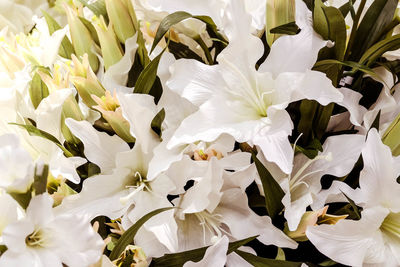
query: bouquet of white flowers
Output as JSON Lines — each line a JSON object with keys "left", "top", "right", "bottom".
{"left": 1, "top": 0, "right": 400, "bottom": 266}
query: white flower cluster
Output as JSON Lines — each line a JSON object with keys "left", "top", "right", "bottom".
{"left": 0, "top": 0, "right": 400, "bottom": 266}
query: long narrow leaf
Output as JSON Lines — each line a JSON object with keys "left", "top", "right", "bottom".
{"left": 150, "top": 236, "right": 257, "bottom": 267}
{"left": 251, "top": 153, "right": 285, "bottom": 219}
{"left": 109, "top": 207, "right": 174, "bottom": 260}
{"left": 235, "top": 250, "right": 303, "bottom": 267}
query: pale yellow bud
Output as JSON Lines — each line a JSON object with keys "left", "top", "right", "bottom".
{"left": 105, "top": 0, "right": 136, "bottom": 44}
{"left": 93, "top": 16, "right": 123, "bottom": 70}
{"left": 285, "top": 206, "right": 348, "bottom": 241}
{"left": 92, "top": 90, "right": 135, "bottom": 143}
{"left": 64, "top": 3, "right": 99, "bottom": 72}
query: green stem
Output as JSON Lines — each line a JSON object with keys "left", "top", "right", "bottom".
{"left": 194, "top": 35, "right": 214, "bottom": 65}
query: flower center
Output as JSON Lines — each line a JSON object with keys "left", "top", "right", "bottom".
{"left": 289, "top": 152, "right": 333, "bottom": 189}
{"left": 194, "top": 211, "right": 228, "bottom": 245}
{"left": 381, "top": 212, "right": 400, "bottom": 240}
{"left": 193, "top": 149, "right": 223, "bottom": 161}
{"left": 25, "top": 228, "right": 51, "bottom": 248}
{"left": 218, "top": 55, "right": 273, "bottom": 117}
{"left": 120, "top": 171, "right": 152, "bottom": 205}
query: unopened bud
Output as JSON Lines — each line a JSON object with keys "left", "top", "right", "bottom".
{"left": 93, "top": 16, "right": 123, "bottom": 70}
{"left": 64, "top": 3, "right": 99, "bottom": 72}
{"left": 105, "top": 0, "right": 136, "bottom": 44}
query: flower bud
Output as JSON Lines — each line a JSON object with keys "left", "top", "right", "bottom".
{"left": 64, "top": 3, "right": 99, "bottom": 72}
{"left": 266, "top": 0, "right": 295, "bottom": 46}
{"left": 93, "top": 16, "right": 123, "bottom": 70}
{"left": 92, "top": 90, "right": 135, "bottom": 143}
{"left": 105, "top": 0, "right": 136, "bottom": 44}
{"left": 285, "top": 206, "right": 347, "bottom": 241}
{"left": 70, "top": 54, "right": 105, "bottom": 107}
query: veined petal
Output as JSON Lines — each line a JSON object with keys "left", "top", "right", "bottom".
{"left": 167, "top": 59, "right": 222, "bottom": 107}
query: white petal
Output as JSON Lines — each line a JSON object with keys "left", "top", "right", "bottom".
{"left": 218, "top": 188, "right": 297, "bottom": 249}
{"left": 168, "top": 96, "right": 265, "bottom": 148}
{"left": 49, "top": 152, "right": 86, "bottom": 184}
{"left": 359, "top": 128, "right": 400, "bottom": 209}
{"left": 306, "top": 207, "right": 388, "bottom": 266}
{"left": 55, "top": 168, "right": 131, "bottom": 220}
{"left": 65, "top": 118, "right": 129, "bottom": 173}
{"left": 103, "top": 34, "right": 138, "bottom": 88}
{"left": 35, "top": 88, "right": 73, "bottom": 140}
{"left": 337, "top": 87, "right": 367, "bottom": 126}
{"left": 26, "top": 193, "right": 54, "bottom": 226}
{"left": 183, "top": 236, "right": 229, "bottom": 267}
{"left": 117, "top": 93, "right": 160, "bottom": 154}
{"left": 281, "top": 70, "right": 343, "bottom": 106}
{"left": 260, "top": 28, "right": 326, "bottom": 77}
{"left": 167, "top": 59, "right": 222, "bottom": 106}
{"left": 180, "top": 158, "right": 223, "bottom": 214}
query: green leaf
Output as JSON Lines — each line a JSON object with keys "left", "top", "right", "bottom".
{"left": 167, "top": 40, "right": 204, "bottom": 62}
{"left": 313, "top": 1, "right": 347, "bottom": 84}
{"left": 338, "top": 0, "right": 356, "bottom": 18}
{"left": 341, "top": 191, "right": 361, "bottom": 219}
{"left": 295, "top": 138, "right": 323, "bottom": 159}
{"left": 251, "top": 153, "right": 285, "bottom": 219}
{"left": 109, "top": 207, "right": 175, "bottom": 260}
{"left": 150, "top": 11, "right": 192, "bottom": 53}
{"left": 29, "top": 71, "right": 49, "bottom": 109}
{"left": 150, "top": 236, "right": 257, "bottom": 267}
{"left": 9, "top": 190, "right": 32, "bottom": 210}
{"left": 151, "top": 108, "right": 165, "bottom": 138}
{"left": 78, "top": 17, "right": 100, "bottom": 45}
{"left": 314, "top": 59, "right": 385, "bottom": 83}
{"left": 42, "top": 10, "right": 75, "bottom": 59}
{"left": 235, "top": 250, "right": 303, "bottom": 267}
{"left": 133, "top": 49, "right": 165, "bottom": 96}
{"left": 297, "top": 99, "right": 319, "bottom": 145}
{"left": 359, "top": 34, "right": 400, "bottom": 67}
{"left": 33, "top": 164, "right": 49, "bottom": 195}
{"left": 270, "top": 21, "right": 300, "bottom": 35}
{"left": 136, "top": 26, "right": 151, "bottom": 67}
{"left": 10, "top": 123, "right": 73, "bottom": 157}
{"left": 349, "top": 0, "right": 398, "bottom": 61}
{"left": 150, "top": 11, "right": 225, "bottom": 55}
{"left": 77, "top": 0, "right": 108, "bottom": 21}
{"left": 0, "top": 245, "right": 7, "bottom": 256}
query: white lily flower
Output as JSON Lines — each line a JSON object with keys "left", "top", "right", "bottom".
{"left": 306, "top": 129, "right": 400, "bottom": 266}
{"left": 0, "top": 193, "right": 103, "bottom": 267}
{"left": 167, "top": 0, "right": 343, "bottom": 174}
{"left": 173, "top": 187, "right": 298, "bottom": 252}
{"left": 258, "top": 133, "right": 364, "bottom": 231}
